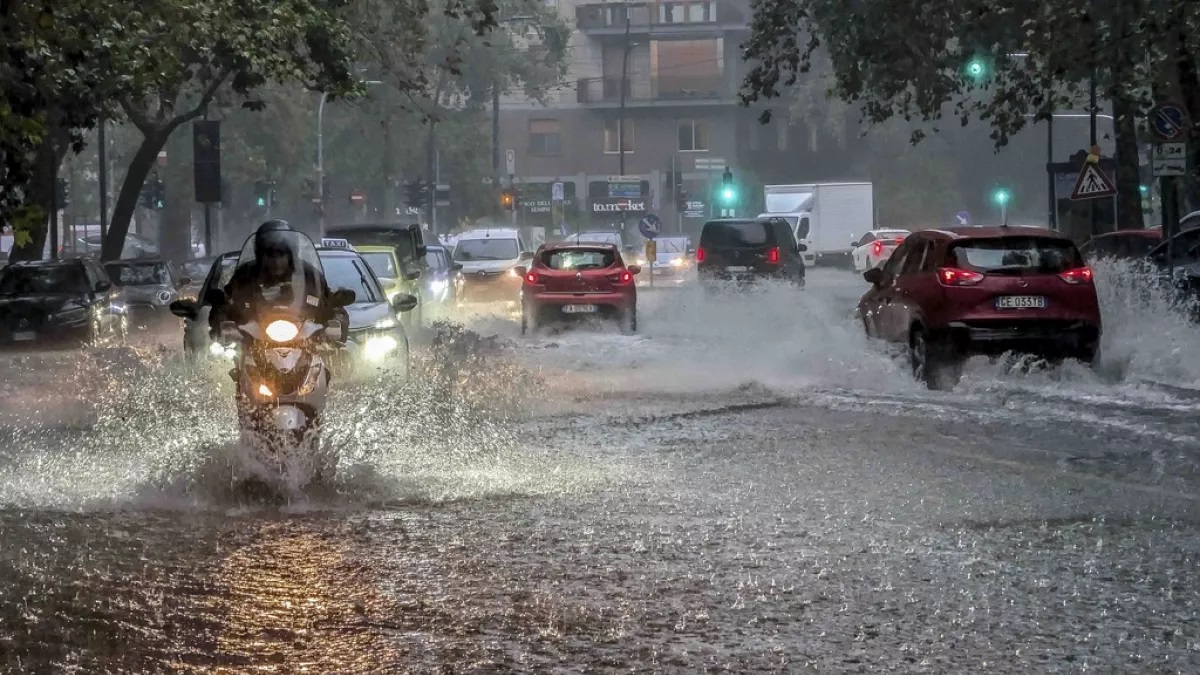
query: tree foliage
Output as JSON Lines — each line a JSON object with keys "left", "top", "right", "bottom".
{"left": 740, "top": 0, "right": 1200, "bottom": 228}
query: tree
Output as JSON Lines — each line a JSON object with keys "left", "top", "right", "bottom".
{"left": 100, "top": 0, "right": 361, "bottom": 261}
{"left": 739, "top": 0, "right": 1200, "bottom": 231}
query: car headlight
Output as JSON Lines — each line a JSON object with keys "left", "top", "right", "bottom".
{"left": 374, "top": 317, "right": 397, "bottom": 330}
{"left": 363, "top": 334, "right": 398, "bottom": 361}
{"left": 265, "top": 320, "right": 298, "bottom": 342}
{"left": 208, "top": 341, "right": 237, "bottom": 359}
{"left": 670, "top": 257, "right": 684, "bottom": 267}
{"left": 507, "top": 268, "right": 520, "bottom": 278}
{"left": 430, "top": 279, "right": 447, "bottom": 293}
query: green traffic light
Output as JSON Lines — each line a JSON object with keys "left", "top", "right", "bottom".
{"left": 992, "top": 188, "right": 1010, "bottom": 206}
{"left": 1139, "top": 184, "right": 1149, "bottom": 195}
{"left": 721, "top": 187, "right": 735, "bottom": 202}
{"left": 256, "top": 197, "right": 266, "bottom": 207}
{"left": 966, "top": 58, "right": 986, "bottom": 79}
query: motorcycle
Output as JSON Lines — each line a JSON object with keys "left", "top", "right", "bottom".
{"left": 212, "top": 229, "right": 354, "bottom": 488}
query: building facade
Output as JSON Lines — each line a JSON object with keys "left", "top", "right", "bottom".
{"left": 496, "top": 0, "right": 756, "bottom": 236}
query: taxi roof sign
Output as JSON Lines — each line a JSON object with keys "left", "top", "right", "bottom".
{"left": 320, "top": 237, "right": 355, "bottom": 251}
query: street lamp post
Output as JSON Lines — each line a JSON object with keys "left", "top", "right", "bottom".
{"left": 491, "top": 15, "right": 535, "bottom": 200}
{"left": 316, "top": 80, "right": 382, "bottom": 233}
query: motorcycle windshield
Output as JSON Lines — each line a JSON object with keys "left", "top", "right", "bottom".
{"left": 231, "top": 229, "right": 327, "bottom": 323}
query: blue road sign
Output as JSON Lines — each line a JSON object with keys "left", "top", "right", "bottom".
{"left": 1150, "top": 103, "right": 1189, "bottom": 141}
{"left": 956, "top": 211, "right": 970, "bottom": 225}
{"left": 638, "top": 213, "right": 662, "bottom": 239}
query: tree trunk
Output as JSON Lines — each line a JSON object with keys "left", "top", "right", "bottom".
{"left": 1112, "top": 94, "right": 1145, "bottom": 229}
{"left": 104, "top": 129, "right": 170, "bottom": 261}
{"left": 9, "top": 132, "right": 67, "bottom": 262}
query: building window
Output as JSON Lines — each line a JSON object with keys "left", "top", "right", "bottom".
{"left": 529, "top": 119, "right": 561, "bottom": 156}
{"left": 678, "top": 119, "right": 710, "bottom": 152}
{"left": 604, "top": 118, "right": 634, "bottom": 154}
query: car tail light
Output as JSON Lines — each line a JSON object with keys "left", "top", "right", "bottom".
{"left": 1058, "top": 266, "right": 1093, "bottom": 285}
{"left": 524, "top": 271, "right": 539, "bottom": 284}
{"left": 872, "top": 241, "right": 883, "bottom": 256}
{"left": 618, "top": 270, "right": 633, "bottom": 284}
{"left": 937, "top": 267, "right": 985, "bottom": 286}
{"left": 766, "top": 247, "right": 780, "bottom": 264}
{"left": 696, "top": 247, "right": 706, "bottom": 262}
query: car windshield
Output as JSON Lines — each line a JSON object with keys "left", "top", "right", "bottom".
{"left": 427, "top": 249, "right": 449, "bottom": 270}
{"left": 105, "top": 263, "right": 170, "bottom": 286}
{"left": 322, "top": 256, "right": 381, "bottom": 304}
{"left": 875, "top": 231, "right": 908, "bottom": 242}
{"left": 0, "top": 265, "right": 88, "bottom": 296}
{"left": 454, "top": 238, "right": 519, "bottom": 261}
{"left": 657, "top": 238, "right": 690, "bottom": 253}
{"left": 181, "top": 261, "right": 211, "bottom": 279}
{"left": 541, "top": 248, "right": 616, "bottom": 270}
{"left": 949, "top": 237, "right": 1083, "bottom": 274}
{"left": 702, "top": 222, "right": 769, "bottom": 248}
{"left": 360, "top": 251, "right": 398, "bottom": 279}
{"left": 569, "top": 232, "right": 621, "bottom": 246}
{"left": 327, "top": 226, "right": 420, "bottom": 261}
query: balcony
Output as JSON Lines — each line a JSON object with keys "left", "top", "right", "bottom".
{"left": 575, "top": 1, "right": 750, "bottom": 37}
{"left": 576, "top": 74, "right": 732, "bottom": 107}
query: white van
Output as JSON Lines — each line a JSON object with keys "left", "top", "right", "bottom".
{"left": 451, "top": 228, "right": 531, "bottom": 303}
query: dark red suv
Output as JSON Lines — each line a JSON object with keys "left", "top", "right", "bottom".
{"left": 857, "top": 227, "right": 1101, "bottom": 389}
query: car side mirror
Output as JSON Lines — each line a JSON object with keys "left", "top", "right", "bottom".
{"left": 451, "top": 262, "right": 463, "bottom": 272}
{"left": 95, "top": 280, "right": 111, "bottom": 293}
{"left": 628, "top": 264, "right": 642, "bottom": 275}
{"left": 405, "top": 270, "right": 421, "bottom": 281}
{"left": 169, "top": 299, "right": 198, "bottom": 320}
{"left": 514, "top": 265, "right": 527, "bottom": 277}
{"left": 852, "top": 237, "right": 860, "bottom": 247}
{"left": 203, "top": 288, "right": 226, "bottom": 307}
{"left": 415, "top": 245, "right": 428, "bottom": 257}
{"left": 520, "top": 251, "right": 535, "bottom": 261}
{"left": 392, "top": 293, "right": 418, "bottom": 313}
{"left": 330, "top": 288, "right": 356, "bottom": 307}
{"left": 798, "top": 243, "right": 808, "bottom": 252}
{"left": 863, "top": 267, "right": 884, "bottom": 286}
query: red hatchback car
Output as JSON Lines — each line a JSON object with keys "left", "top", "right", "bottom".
{"left": 857, "top": 227, "right": 1101, "bottom": 389}
{"left": 516, "top": 243, "right": 641, "bottom": 334}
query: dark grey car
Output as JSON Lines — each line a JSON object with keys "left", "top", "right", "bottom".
{"left": 103, "top": 259, "right": 190, "bottom": 330}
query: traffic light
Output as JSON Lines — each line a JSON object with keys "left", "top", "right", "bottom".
{"left": 152, "top": 179, "right": 165, "bottom": 209}
{"left": 676, "top": 189, "right": 688, "bottom": 212}
{"left": 718, "top": 167, "right": 737, "bottom": 206}
{"left": 404, "top": 180, "right": 427, "bottom": 208}
{"left": 139, "top": 177, "right": 164, "bottom": 209}
{"left": 965, "top": 56, "right": 988, "bottom": 80}
{"left": 253, "top": 180, "right": 276, "bottom": 208}
{"left": 500, "top": 189, "right": 514, "bottom": 211}
{"left": 991, "top": 187, "right": 1011, "bottom": 206}
{"left": 55, "top": 177, "right": 69, "bottom": 208}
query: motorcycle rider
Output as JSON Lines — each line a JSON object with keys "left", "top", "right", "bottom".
{"left": 209, "top": 220, "right": 347, "bottom": 341}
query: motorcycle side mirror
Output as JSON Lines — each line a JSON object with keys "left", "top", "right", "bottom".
{"left": 95, "top": 280, "right": 112, "bottom": 293}
{"left": 203, "top": 288, "right": 226, "bottom": 307}
{"left": 863, "top": 267, "right": 884, "bottom": 286}
{"left": 220, "top": 320, "right": 239, "bottom": 341}
{"left": 451, "top": 262, "right": 464, "bottom": 272}
{"left": 324, "top": 319, "right": 342, "bottom": 340}
{"left": 415, "top": 245, "right": 428, "bottom": 257}
{"left": 330, "top": 288, "right": 356, "bottom": 307}
{"left": 392, "top": 293, "right": 418, "bottom": 313}
{"left": 169, "top": 299, "right": 198, "bottom": 320}
{"left": 405, "top": 270, "right": 421, "bottom": 281}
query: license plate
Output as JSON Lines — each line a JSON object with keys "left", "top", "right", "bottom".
{"left": 726, "top": 266, "right": 751, "bottom": 272}
{"left": 995, "top": 295, "right": 1046, "bottom": 309}
{"left": 12, "top": 331, "right": 35, "bottom": 341}
{"left": 562, "top": 304, "right": 597, "bottom": 314}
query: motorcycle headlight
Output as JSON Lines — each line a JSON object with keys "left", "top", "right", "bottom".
{"left": 257, "top": 383, "right": 274, "bottom": 397}
{"left": 265, "top": 320, "right": 299, "bottom": 342}
{"left": 363, "top": 335, "right": 398, "bottom": 361}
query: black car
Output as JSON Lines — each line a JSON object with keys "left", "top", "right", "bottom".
{"left": 104, "top": 259, "right": 190, "bottom": 329}
{"left": 0, "top": 258, "right": 126, "bottom": 347}
{"left": 696, "top": 217, "right": 806, "bottom": 287}
{"left": 171, "top": 251, "right": 240, "bottom": 356}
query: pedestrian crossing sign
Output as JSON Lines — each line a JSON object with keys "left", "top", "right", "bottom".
{"left": 1070, "top": 161, "right": 1116, "bottom": 200}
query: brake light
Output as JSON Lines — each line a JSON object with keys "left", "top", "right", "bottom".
{"left": 937, "top": 267, "right": 985, "bottom": 286}
{"left": 872, "top": 241, "right": 883, "bottom": 256}
{"left": 1058, "top": 266, "right": 1093, "bottom": 285}
{"left": 524, "top": 271, "right": 539, "bottom": 284}
{"left": 766, "top": 246, "right": 780, "bottom": 264}
{"left": 696, "top": 247, "right": 706, "bottom": 262}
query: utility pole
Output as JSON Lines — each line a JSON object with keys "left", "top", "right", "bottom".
{"left": 1047, "top": 114, "right": 1055, "bottom": 229}
{"left": 492, "top": 86, "right": 501, "bottom": 196}
{"left": 98, "top": 119, "right": 108, "bottom": 240}
{"left": 618, "top": 5, "right": 632, "bottom": 234}
{"left": 1088, "top": 0, "right": 1099, "bottom": 236}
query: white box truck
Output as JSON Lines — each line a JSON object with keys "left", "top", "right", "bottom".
{"left": 759, "top": 182, "right": 874, "bottom": 266}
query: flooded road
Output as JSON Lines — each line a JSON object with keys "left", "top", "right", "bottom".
{"left": 2, "top": 268, "right": 1200, "bottom": 672}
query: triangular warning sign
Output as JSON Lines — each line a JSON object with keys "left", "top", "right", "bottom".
{"left": 1070, "top": 162, "right": 1117, "bottom": 200}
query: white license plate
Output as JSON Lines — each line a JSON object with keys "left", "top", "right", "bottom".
{"left": 12, "top": 331, "right": 35, "bottom": 341}
{"left": 726, "top": 266, "right": 751, "bottom": 272}
{"left": 995, "top": 295, "right": 1046, "bottom": 309}
{"left": 562, "top": 304, "right": 597, "bottom": 314}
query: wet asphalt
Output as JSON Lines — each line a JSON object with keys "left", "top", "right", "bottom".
{"left": 1, "top": 269, "right": 1199, "bottom": 673}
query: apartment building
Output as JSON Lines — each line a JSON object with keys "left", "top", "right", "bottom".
{"left": 496, "top": 0, "right": 755, "bottom": 234}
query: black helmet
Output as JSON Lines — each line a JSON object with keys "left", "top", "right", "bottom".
{"left": 254, "top": 220, "right": 293, "bottom": 259}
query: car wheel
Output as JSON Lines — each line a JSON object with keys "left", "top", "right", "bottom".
{"left": 910, "top": 326, "right": 960, "bottom": 391}
{"left": 620, "top": 306, "right": 637, "bottom": 335}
